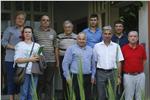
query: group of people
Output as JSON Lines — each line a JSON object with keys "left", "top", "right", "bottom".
{"left": 1, "top": 11, "right": 146, "bottom": 100}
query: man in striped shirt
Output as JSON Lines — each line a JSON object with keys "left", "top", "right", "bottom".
{"left": 34, "top": 15, "right": 59, "bottom": 100}
{"left": 57, "top": 20, "right": 77, "bottom": 99}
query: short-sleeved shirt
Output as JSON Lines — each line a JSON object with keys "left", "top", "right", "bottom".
{"left": 57, "top": 33, "right": 77, "bottom": 56}
{"left": 122, "top": 44, "right": 147, "bottom": 73}
{"left": 112, "top": 33, "right": 128, "bottom": 48}
{"left": 1, "top": 26, "right": 22, "bottom": 62}
{"left": 93, "top": 41, "right": 124, "bottom": 70}
{"left": 83, "top": 28, "right": 102, "bottom": 48}
{"left": 14, "top": 41, "right": 40, "bottom": 74}
{"left": 34, "top": 28, "right": 58, "bottom": 62}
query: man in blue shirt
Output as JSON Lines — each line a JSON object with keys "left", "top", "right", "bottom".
{"left": 2, "top": 11, "right": 26, "bottom": 100}
{"left": 83, "top": 14, "right": 102, "bottom": 48}
{"left": 62, "top": 32, "right": 95, "bottom": 100}
{"left": 112, "top": 20, "right": 128, "bottom": 48}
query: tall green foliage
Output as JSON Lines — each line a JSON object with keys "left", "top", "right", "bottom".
{"left": 31, "top": 74, "right": 38, "bottom": 100}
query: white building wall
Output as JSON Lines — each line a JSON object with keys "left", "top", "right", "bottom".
{"left": 139, "top": 1, "right": 150, "bottom": 98}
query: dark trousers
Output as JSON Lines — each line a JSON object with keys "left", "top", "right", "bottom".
{"left": 116, "top": 73, "right": 124, "bottom": 100}
{"left": 59, "top": 56, "right": 68, "bottom": 99}
{"left": 5, "top": 62, "right": 19, "bottom": 95}
{"left": 2, "top": 60, "right": 7, "bottom": 94}
{"left": 72, "top": 74, "right": 92, "bottom": 100}
{"left": 96, "top": 69, "right": 116, "bottom": 100}
{"left": 37, "top": 62, "right": 56, "bottom": 100}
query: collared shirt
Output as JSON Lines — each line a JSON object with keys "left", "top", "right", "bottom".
{"left": 111, "top": 33, "right": 128, "bottom": 48}
{"left": 122, "top": 44, "right": 147, "bottom": 73}
{"left": 83, "top": 28, "right": 102, "bottom": 48}
{"left": 34, "top": 28, "right": 58, "bottom": 62}
{"left": 57, "top": 33, "right": 77, "bottom": 56}
{"left": 1, "top": 26, "right": 22, "bottom": 62}
{"left": 93, "top": 41, "right": 124, "bottom": 70}
{"left": 40, "top": 26, "right": 51, "bottom": 32}
{"left": 62, "top": 44, "right": 95, "bottom": 80}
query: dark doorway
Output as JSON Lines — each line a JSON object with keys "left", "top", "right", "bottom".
{"left": 119, "top": 2, "right": 142, "bottom": 34}
{"left": 73, "top": 17, "right": 88, "bottom": 33}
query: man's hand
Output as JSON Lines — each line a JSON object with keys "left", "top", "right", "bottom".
{"left": 54, "top": 62, "right": 60, "bottom": 74}
{"left": 91, "top": 78, "right": 96, "bottom": 84}
{"left": 117, "top": 77, "right": 121, "bottom": 85}
{"left": 56, "top": 62, "right": 59, "bottom": 69}
{"left": 6, "top": 44, "right": 15, "bottom": 50}
{"left": 29, "top": 55, "right": 40, "bottom": 62}
{"left": 67, "top": 79, "right": 72, "bottom": 87}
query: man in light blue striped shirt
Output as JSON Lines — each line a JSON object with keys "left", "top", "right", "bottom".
{"left": 62, "top": 32, "right": 95, "bottom": 100}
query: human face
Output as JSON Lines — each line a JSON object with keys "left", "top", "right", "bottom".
{"left": 103, "top": 30, "right": 112, "bottom": 43}
{"left": 40, "top": 16, "right": 50, "bottom": 28}
{"left": 89, "top": 17, "right": 98, "bottom": 28}
{"left": 23, "top": 28, "right": 32, "bottom": 41}
{"left": 15, "top": 14, "right": 25, "bottom": 27}
{"left": 77, "top": 34, "right": 86, "bottom": 47}
{"left": 115, "top": 24, "right": 124, "bottom": 34}
{"left": 64, "top": 23, "right": 73, "bottom": 35}
{"left": 128, "top": 32, "right": 138, "bottom": 44}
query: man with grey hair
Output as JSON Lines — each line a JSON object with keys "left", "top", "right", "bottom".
{"left": 122, "top": 31, "right": 146, "bottom": 100}
{"left": 57, "top": 20, "right": 77, "bottom": 99}
{"left": 2, "top": 11, "right": 26, "bottom": 100}
{"left": 93, "top": 26, "right": 124, "bottom": 100}
{"left": 62, "top": 32, "right": 95, "bottom": 100}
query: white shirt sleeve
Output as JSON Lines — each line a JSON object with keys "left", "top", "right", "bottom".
{"left": 117, "top": 44, "right": 124, "bottom": 62}
{"left": 14, "top": 42, "right": 25, "bottom": 61}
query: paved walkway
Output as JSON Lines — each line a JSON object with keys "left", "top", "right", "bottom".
{"left": 1, "top": 90, "right": 63, "bottom": 100}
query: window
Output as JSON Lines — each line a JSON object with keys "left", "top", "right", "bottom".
{"left": 33, "top": 2, "right": 40, "bottom": 12}
{"left": 33, "top": 1, "right": 48, "bottom": 12}
{"left": 1, "top": 13, "right": 11, "bottom": 20}
{"left": 24, "top": 2, "right": 31, "bottom": 11}
{"left": 15, "top": 2, "right": 23, "bottom": 10}
{"left": 41, "top": 2, "right": 48, "bottom": 12}
{"left": 1, "top": 1, "right": 11, "bottom": 10}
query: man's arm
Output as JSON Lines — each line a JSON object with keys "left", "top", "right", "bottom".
{"left": 91, "top": 46, "right": 98, "bottom": 84}
{"left": 62, "top": 47, "right": 72, "bottom": 81}
{"left": 117, "top": 61, "right": 122, "bottom": 85}
{"left": 53, "top": 31, "right": 59, "bottom": 68}
{"left": 2, "top": 27, "right": 15, "bottom": 50}
{"left": 55, "top": 47, "right": 59, "bottom": 68}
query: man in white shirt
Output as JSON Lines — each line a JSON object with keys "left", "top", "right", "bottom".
{"left": 93, "top": 26, "right": 124, "bottom": 100}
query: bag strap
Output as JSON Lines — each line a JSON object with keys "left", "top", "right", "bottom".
{"left": 24, "top": 42, "right": 35, "bottom": 69}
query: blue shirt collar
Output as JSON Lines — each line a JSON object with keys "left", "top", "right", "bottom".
{"left": 75, "top": 44, "right": 87, "bottom": 50}
{"left": 14, "top": 25, "right": 20, "bottom": 29}
{"left": 87, "top": 27, "right": 99, "bottom": 33}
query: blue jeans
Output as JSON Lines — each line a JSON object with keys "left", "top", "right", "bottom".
{"left": 20, "top": 74, "right": 38, "bottom": 100}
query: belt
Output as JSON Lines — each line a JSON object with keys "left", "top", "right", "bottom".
{"left": 71, "top": 73, "right": 91, "bottom": 77}
{"left": 124, "top": 72, "right": 143, "bottom": 75}
{"left": 97, "top": 68, "right": 114, "bottom": 72}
